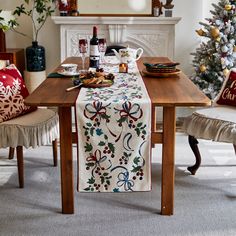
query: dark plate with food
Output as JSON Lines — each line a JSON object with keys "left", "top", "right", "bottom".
{"left": 143, "top": 62, "right": 180, "bottom": 73}
{"left": 142, "top": 62, "right": 181, "bottom": 78}
{"left": 66, "top": 68, "right": 115, "bottom": 91}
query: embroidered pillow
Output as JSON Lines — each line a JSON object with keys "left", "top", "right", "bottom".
{"left": 215, "top": 69, "right": 236, "bottom": 106}
{"left": 0, "top": 64, "right": 36, "bottom": 123}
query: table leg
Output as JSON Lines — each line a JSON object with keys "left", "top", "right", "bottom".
{"left": 58, "top": 107, "right": 74, "bottom": 214}
{"left": 161, "top": 106, "right": 176, "bottom": 215}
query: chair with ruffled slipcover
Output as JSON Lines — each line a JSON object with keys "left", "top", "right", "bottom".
{"left": 0, "top": 64, "right": 59, "bottom": 188}
{"left": 0, "top": 108, "right": 59, "bottom": 187}
{"left": 183, "top": 69, "right": 236, "bottom": 175}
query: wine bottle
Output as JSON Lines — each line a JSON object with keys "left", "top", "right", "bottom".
{"left": 89, "top": 26, "right": 100, "bottom": 68}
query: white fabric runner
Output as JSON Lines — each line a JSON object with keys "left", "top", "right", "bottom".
{"left": 75, "top": 57, "right": 151, "bottom": 192}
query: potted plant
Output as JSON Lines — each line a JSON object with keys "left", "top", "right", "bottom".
{"left": 12, "top": 0, "right": 56, "bottom": 72}
{"left": 0, "top": 10, "right": 17, "bottom": 52}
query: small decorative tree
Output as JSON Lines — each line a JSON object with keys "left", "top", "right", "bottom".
{"left": 191, "top": 0, "right": 236, "bottom": 99}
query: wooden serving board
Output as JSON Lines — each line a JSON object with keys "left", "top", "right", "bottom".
{"left": 142, "top": 68, "right": 181, "bottom": 77}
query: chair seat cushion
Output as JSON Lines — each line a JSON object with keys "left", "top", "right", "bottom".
{"left": 183, "top": 106, "right": 236, "bottom": 144}
{"left": 0, "top": 108, "right": 59, "bottom": 148}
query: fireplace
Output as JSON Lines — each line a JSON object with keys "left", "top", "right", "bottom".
{"left": 51, "top": 16, "right": 181, "bottom": 61}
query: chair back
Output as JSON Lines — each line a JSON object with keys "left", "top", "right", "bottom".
{"left": 105, "top": 45, "right": 126, "bottom": 56}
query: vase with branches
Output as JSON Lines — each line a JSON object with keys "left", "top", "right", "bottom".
{"left": 10, "top": 0, "right": 56, "bottom": 71}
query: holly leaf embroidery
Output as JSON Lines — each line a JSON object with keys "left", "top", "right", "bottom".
{"left": 86, "top": 163, "right": 94, "bottom": 167}
{"left": 135, "top": 128, "right": 141, "bottom": 136}
{"left": 90, "top": 127, "right": 95, "bottom": 136}
{"left": 113, "top": 188, "right": 120, "bottom": 192}
{"left": 87, "top": 177, "right": 95, "bottom": 184}
{"left": 84, "top": 142, "right": 92, "bottom": 152}
{"left": 98, "top": 141, "right": 106, "bottom": 146}
{"left": 137, "top": 122, "right": 143, "bottom": 127}
{"left": 101, "top": 113, "right": 110, "bottom": 120}
{"left": 133, "top": 157, "right": 140, "bottom": 165}
{"left": 117, "top": 116, "right": 127, "bottom": 123}
{"left": 100, "top": 176, "right": 105, "bottom": 184}
{"left": 108, "top": 142, "right": 115, "bottom": 153}
{"left": 131, "top": 166, "right": 141, "bottom": 172}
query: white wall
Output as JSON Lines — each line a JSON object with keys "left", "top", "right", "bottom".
{"left": 174, "top": 0, "right": 203, "bottom": 76}
{"left": 1, "top": 0, "right": 216, "bottom": 75}
{"left": 203, "top": 0, "right": 218, "bottom": 18}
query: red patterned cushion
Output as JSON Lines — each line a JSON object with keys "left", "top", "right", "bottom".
{"left": 216, "top": 69, "right": 236, "bottom": 106}
{"left": 0, "top": 64, "right": 36, "bottom": 123}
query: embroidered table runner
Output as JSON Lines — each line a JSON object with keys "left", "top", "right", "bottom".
{"left": 75, "top": 58, "right": 151, "bottom": 192}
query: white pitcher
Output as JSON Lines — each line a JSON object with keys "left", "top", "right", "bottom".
{"left": 112, "top": 47, "right": 144, "bottom": 64}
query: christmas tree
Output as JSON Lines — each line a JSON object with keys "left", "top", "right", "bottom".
{"left": 191, "top": 0, "right": 236, "bottom": 99}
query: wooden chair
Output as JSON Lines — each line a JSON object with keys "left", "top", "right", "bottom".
{"left": 105, "top": 45, "right": 126, "bottom": 56}
{"left": 183, "top": 106, "right": 236, "bottom": 174}
{"left": 0, "top": 108, "right": 59, "bottom": 187}
{"left": 183, "top": 68, "right": 236, "bottom": 174}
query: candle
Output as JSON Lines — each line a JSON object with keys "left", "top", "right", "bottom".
{"left": 119, "top": 63, "right": 128, "bottom": 73}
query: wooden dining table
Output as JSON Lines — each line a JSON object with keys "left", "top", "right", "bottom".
{"left": 25, "top": 57, "right": 211, "bottom": 215}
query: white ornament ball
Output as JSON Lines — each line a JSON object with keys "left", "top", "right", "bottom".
{"left": 215, "top": 20, "right": 221, "bottom": 25}
{"left": 221, "top": 45, "right": 229, "bottom": 52}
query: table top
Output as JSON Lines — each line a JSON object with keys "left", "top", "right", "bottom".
{"left": 25, "top": 57, "right": 211, "bottom": 107}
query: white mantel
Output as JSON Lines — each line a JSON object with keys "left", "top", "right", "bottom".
{"left": 52, "top": 16, "right": 181, "bottom": 62}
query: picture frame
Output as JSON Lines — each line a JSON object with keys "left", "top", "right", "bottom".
{"left": 78, "top": 0, "right": 154, "bottom": 16}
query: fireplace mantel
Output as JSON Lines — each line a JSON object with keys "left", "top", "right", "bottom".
{"left": 52, "top": 16, "right": 181, "bottom": 25}
{"left": 51, "top": 16, "right": 181, "bottom": 61}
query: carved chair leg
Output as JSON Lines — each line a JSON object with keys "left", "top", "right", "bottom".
{"left": 16, "top": 146, "right": 24, "bottom": 188}
{"left": 187, "top": 135, "right": 202, "bottom": 175}
{"left": 233, "top": 144, "right": 236, "bottom": 155}
{"left": 8, "top": 147, "right": 15, "bottom": 159}
{"left": 52, "top": 139, "right": 58, "bottom": 167}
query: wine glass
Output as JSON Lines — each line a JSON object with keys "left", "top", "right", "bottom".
{"left": 79, "top": 38, "right": 88, "bottom": 73}
{"left": 98, "top": 38, "right": 107, "bottom": 64}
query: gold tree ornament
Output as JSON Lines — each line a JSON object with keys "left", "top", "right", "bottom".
{"left": 196, "top": 29, "right": 205, "bottom": 36}
{"left": 233, "top": 45, "right": 236, "bottom": 52}
{"left": 210, "top": 27, "right": 220, "bottom": 38}
{"left": 225, "top": 5, "right": 232, "bottom": 11}
{"left": 200, "top": 64, "right": 207, "bottom": 72}
{"left": 223, "top": 68, "right": 230, "bottom": 76}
